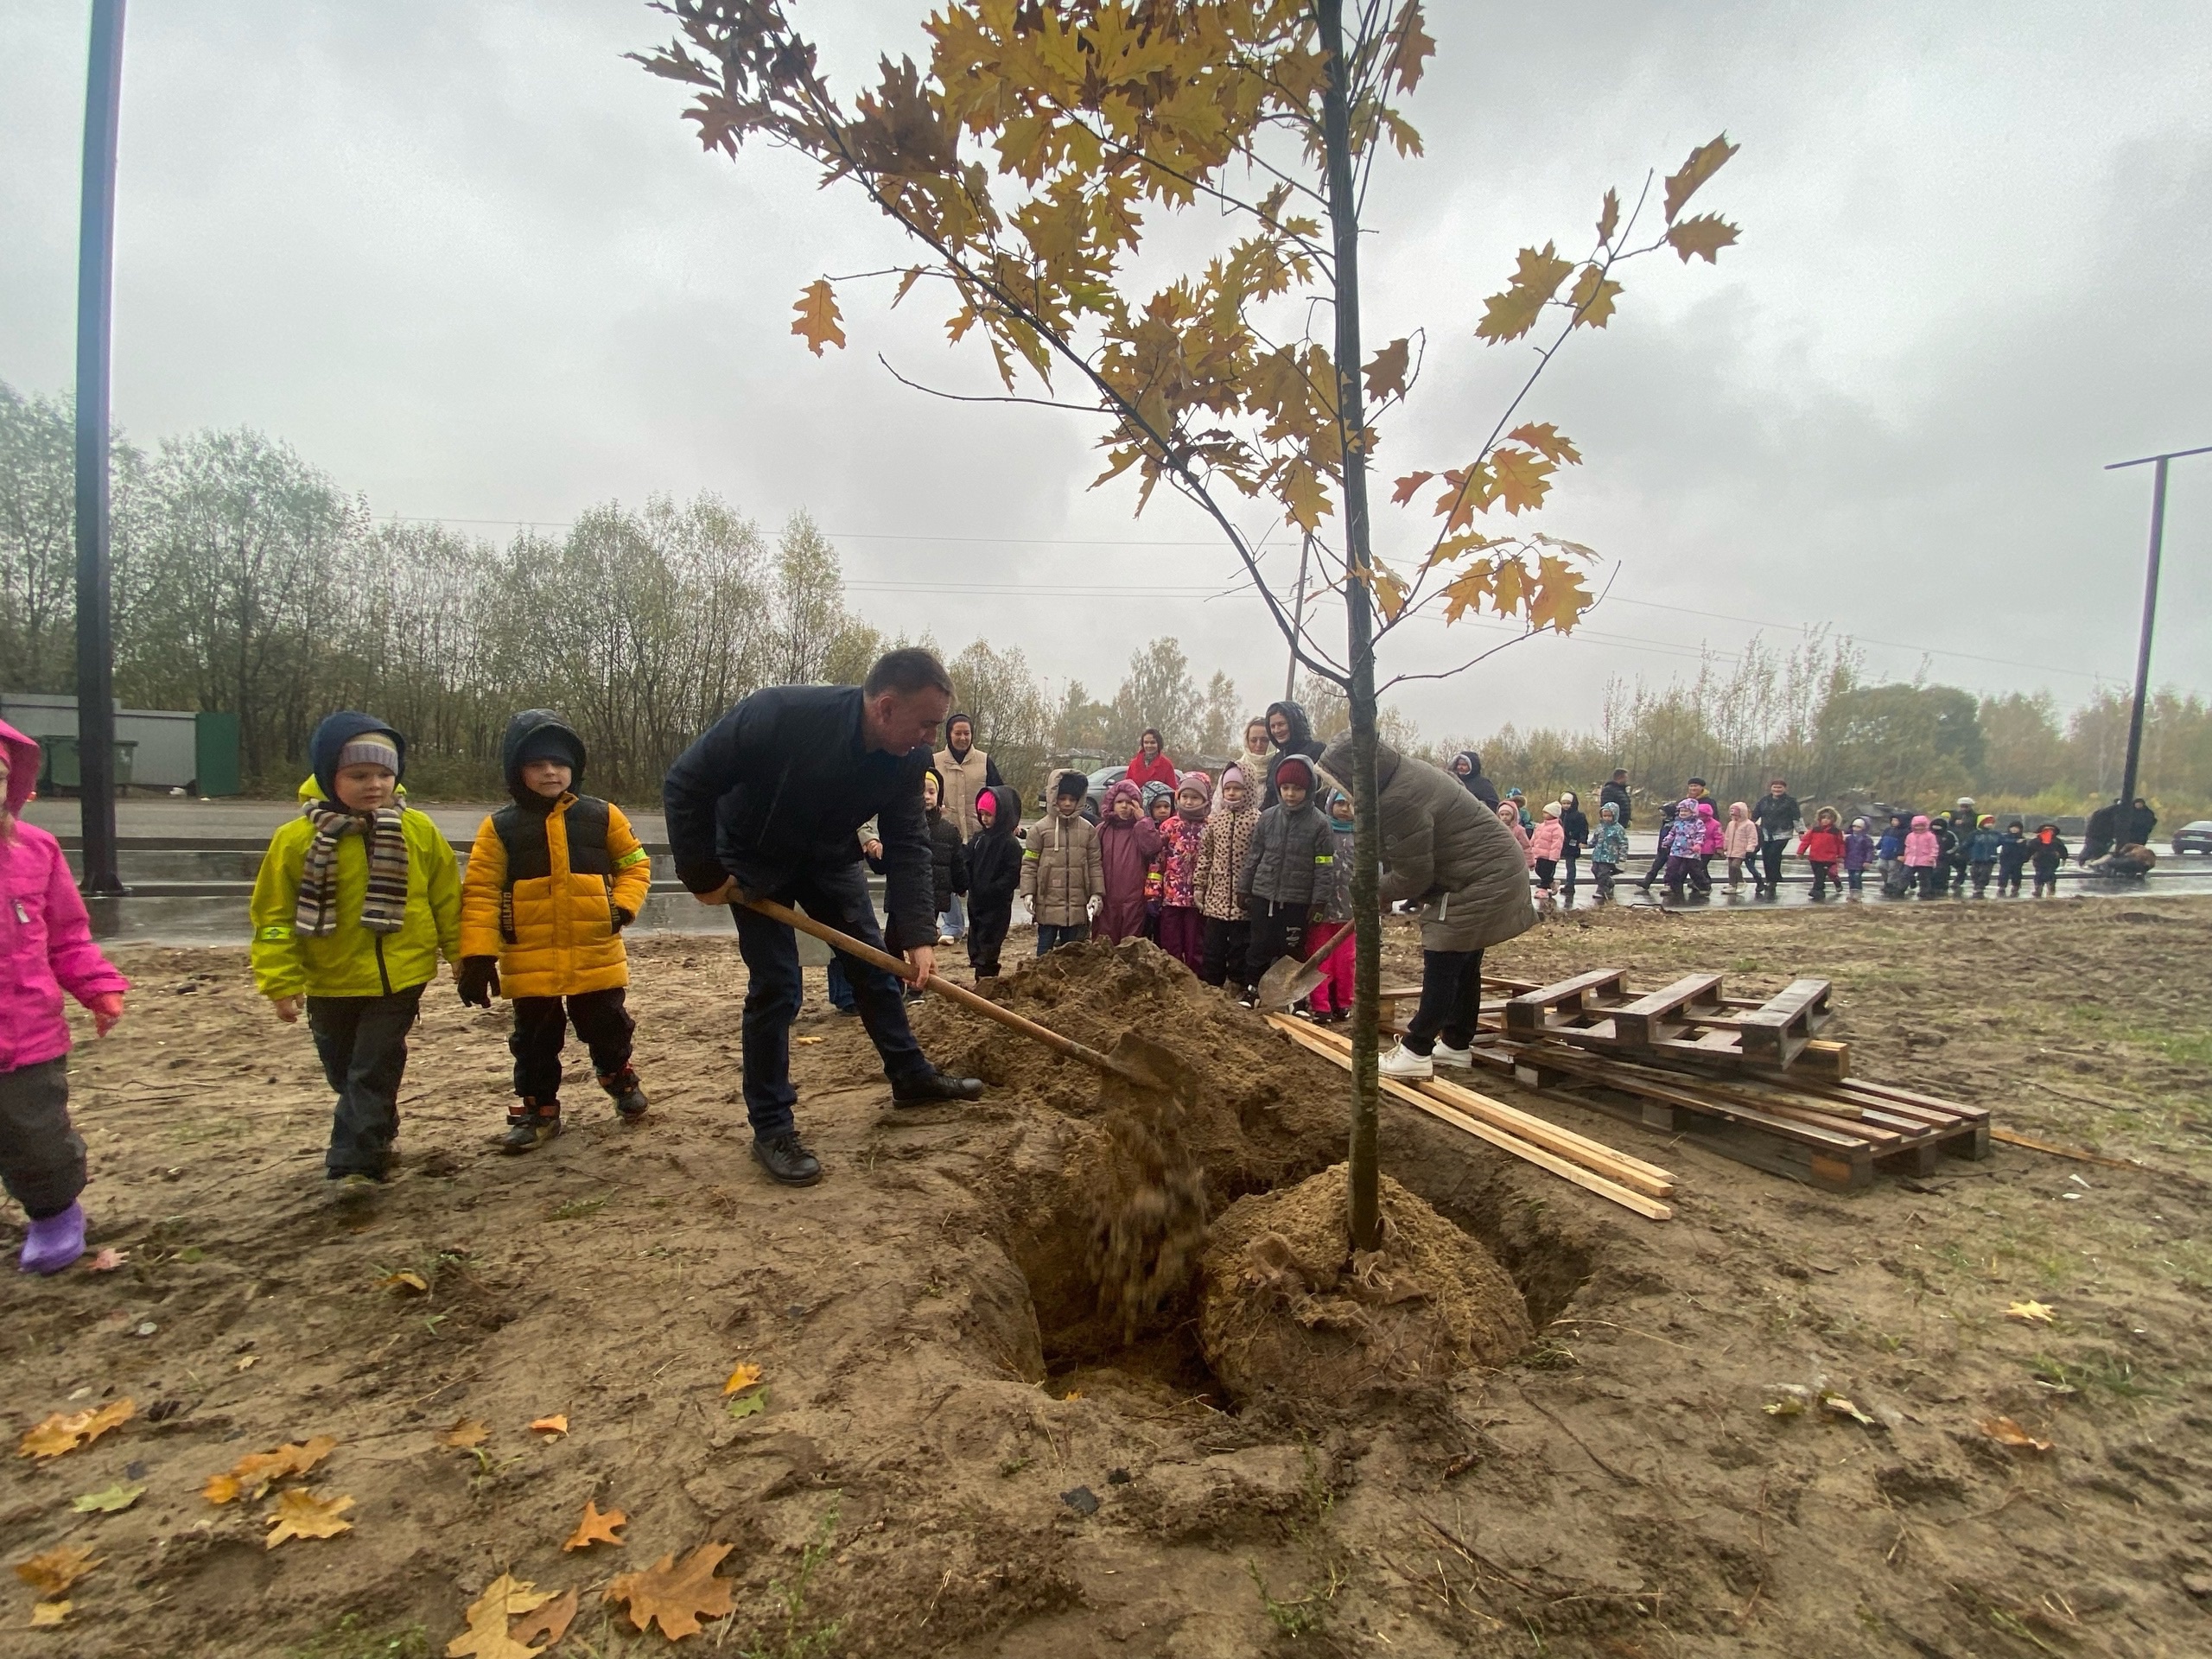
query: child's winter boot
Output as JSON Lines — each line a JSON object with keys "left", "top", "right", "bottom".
{"left": 18, "top": 1202, "right": 86, "bottom": 1275}
{"left": 600, "top": 1067, "right": 649, "bottom": 1122}
{"left": 501, "top": 1100, "right": 563, "bottom": 1153}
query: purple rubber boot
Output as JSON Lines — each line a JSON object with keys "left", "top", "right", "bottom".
{"left": 19, "top": 1203, "right": 86, "bottom": 1275}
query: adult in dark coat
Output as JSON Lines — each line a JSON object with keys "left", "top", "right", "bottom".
{"left": 1598, "top": 770, "right": 1631, "bottom": 829}
{"left": 664, "top": 649, "right": 983, "bottom": 1185}
{"left": 1320, "top": 734, "right": 1536, "bottom": 1079}
{"left": 2081, "top": 800, "right": 2121, "bottom": 863}
{"left": 1749, "top": 779, "right": 1802, "bottom": 894}
{"left": 1448, "top": 750, "right": 1503, "bottom": 811}
{"left": 2122, "top": 798, "right": 2158, "bottom": 849}
{"left": 1262, "top": 700, "right": 1328, "bottom": 810}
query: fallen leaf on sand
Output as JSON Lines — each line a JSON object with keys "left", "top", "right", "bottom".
{"left": 448, "top": 1571, "right": 553, "bottom": 1659}
{"left": 1980, "top": 1415, "right": 2053, "bottom": 1452}
{"left": 793, "top": 1034, "right": 823, "bottom": 1045}
{"left": 563, "top": 1498, "right": 626, "bottom": 1551}
{"left": 89, "top": 1248, "right": 127, "bottom": 1272}
{"left": 725, "top": 1391, "right": 767, "bottom": 1421}
{"left": 381, "top": 1270, "right": 430, "bottom": 1294}
{"left": 264, "top": 1488, "right": 354, "bottom": 1548}
{"left": 235, "top": 1354, "right": 258, "bottom": 1371}
{"left": 2007, "top": 1300, "right": 2056, "bottom": 1325}
{"left": 440, "top": 1419, "right": 489, "bottom": 1450}
{"left": 29, "top": 1600, "right": 69, "bottom": 1626}
{"left": 722, "top": 1363, "right": 762, "bottom": 1395}
{"left": 18, "top": 1398, "right": 134, "bottom": 1461}
{"left": 16, "top": 1544, "right": 100, "bottom": 1599}
{"left": 205, "top": 1434, "right": 338, "bottom": 1503}
{"left": 510, "top": 1586, "right": 578, "bottom": 1649}
{"left": 530, "top": 1415, "right": 569, "bottom": 1438}
{"left": 1818, "top": 1391, "right": 1877, "bottom": 1427}
{"left": 72, "top": 1480, "right": 145, "bottom": 1514}
{"left": 606, "top": 1543, "right": 735, "bottom": 1641}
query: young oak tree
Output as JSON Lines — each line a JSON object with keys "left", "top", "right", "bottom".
{"left": 639, "top": 0, "right": 1738, "bottom": 1248}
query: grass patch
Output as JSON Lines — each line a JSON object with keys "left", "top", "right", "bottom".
{"left": 548, "top": 1192, "right": 613, "bottom": 1221}
{"left": 289, "top": 1614, "right": 431, "bottom": 1659}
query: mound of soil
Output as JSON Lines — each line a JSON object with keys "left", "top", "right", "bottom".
{"left": 1197, "top": 1164, "right": 1533, "bottom": 1410}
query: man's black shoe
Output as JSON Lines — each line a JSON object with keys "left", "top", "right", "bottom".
{"left": 890, "top": 1071, "right": 985, "bottom": 1109}
{"left": 752, "top": 1133, "right": 823, "bottom": 1185}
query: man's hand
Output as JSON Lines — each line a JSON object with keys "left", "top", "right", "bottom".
{"left": 862, "top": 838, "right": 884, "bottom": 861}
{"left": 905, "top": 944, "right": 937, "bottom": 985}
{"left": 695, "top": 878, "right": 738, "bottom": 906}
{"left": 271, "top": 995, "right": 302, "bottom": 1024}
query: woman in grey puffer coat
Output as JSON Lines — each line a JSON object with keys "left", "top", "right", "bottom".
{"left": 1317, "top": 735, "right": 1535, "bottom": 1078}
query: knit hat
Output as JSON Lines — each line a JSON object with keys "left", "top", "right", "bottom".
{"left": 1979, "top": 814, "right": 1995, "bottom": 828}
{"left": 1543, "top": 800, "right": 1562, "bottom": 817}
{"left": 1274, "top": 755, "right": 1315, "bottom": 791}
{"left": 336, "top": 734, "right": 399, "bottom": 774}
{"left": 1053, "top": 770, "right": 1089, "bottom": 801}
{"left": 514, "top": 727, "right": 582, "bottom": 771}
{"left": 1176, "top": 770, "right": 1211, "bottom": 797}
{"left": 1221, "top": 765, "right": 1248, "bottom": 791}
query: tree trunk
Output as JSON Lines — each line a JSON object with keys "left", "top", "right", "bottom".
{"left": 1317, "top": 0, "right": 1383, "bottom": 1252}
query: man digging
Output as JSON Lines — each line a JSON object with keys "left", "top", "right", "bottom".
{"left": 664, "top": 648, "right": 985, "bottom": 1185}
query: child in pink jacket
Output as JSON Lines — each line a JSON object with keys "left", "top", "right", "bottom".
{"left": 1722, "top": 802, "right": 1759, "bottom": 891}
{"left": 1903, "top": 813, "right": 1943, "bottom": 899}
{"left": 1529, "top": 801, "right": 1567, "bottom": 902}
{"left": 0, "top": 721, "right": 130, "bottom": 1274}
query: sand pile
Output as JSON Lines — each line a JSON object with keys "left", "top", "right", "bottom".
{"left": 1197, "top": 1164, "right": 1533, "bottom": 1410}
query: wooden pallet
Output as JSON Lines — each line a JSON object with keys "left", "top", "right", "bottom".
{"left": 1491, "top": 969, "right": 1837, "bottom": 1076}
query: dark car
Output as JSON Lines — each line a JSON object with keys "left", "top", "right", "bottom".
{"left": 2172, "top": 820, "right": 2212, "bottom": 855}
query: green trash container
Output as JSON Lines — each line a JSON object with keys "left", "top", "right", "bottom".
{"left": 36, "top": 736, "right": 136, "bottom": 793}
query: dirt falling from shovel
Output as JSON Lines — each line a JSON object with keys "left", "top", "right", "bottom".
{"left": 1085, "top": 1033, "right": 1210, "bottom": 1341}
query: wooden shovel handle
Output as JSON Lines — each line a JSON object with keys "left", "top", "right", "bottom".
{"left": 739, "top": 895, "right": 1148, "bottom": 1086}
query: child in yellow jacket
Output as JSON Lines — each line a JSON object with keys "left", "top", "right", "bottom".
{"left": 460, "top": 712, "right": 652, "bottom": 1151}
{"left": 250, "top": 713, "right": 461, "bottom": 1191}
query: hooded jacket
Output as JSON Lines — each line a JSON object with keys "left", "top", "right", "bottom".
{"left": 2029, "top": 826, "right": 2069, "bottom": 872}
{"left": 1240, "top": 755, "right": 1336, "bottom": 907}
{"left": 664, "top": 684, "right": 937, "bottom": 949}
{"left": 1529, "top": 811, "right": 1566, "bottom": 861}
{"left": 1159, "top": 775, "right": 1209, "bottom": 909}
{"left": 1589, "top": 808, "right": 1630, "bottom": 866}
{"left": 0, "top": 720, "right": 131, "bottom": 1074}
{"left": 1094, "top": 778, "right": 1163, "bottom": 941}
{"left": 1798, "top": 819, "right": 1847, "bottom": 863}
{"left": 1844, "top": 823, "right": 1878, "bottom": 871}
{"left": 460, "top": 712, "right": 652, "bottom": 999}
{"left": 964, "top": 786, "right": 1026, "bottom": 912}
{"left": 1698, "top": 800, "right": 1726, "bottom": 856}
{"left": 1319, "top": 734, "right": 1536, "bottom": 953}
{"left": 1723, "top": 804, "right": 1758, "bottom": 860}
{"left": 1261, "top": 701, "right": 1327, "bottom": 810}
{"left": 1997, "top": 826, "right": 2031, "bottom": 874}
{"left": 1192, "top": 767, "right": 1259, "bottom": 920}
{"left": 919, "top": 768, "right": 970, "bottom": 916}
{"left": 250, "top": 715, "right": 461, "bottom": 1000}
{"left": 1020, "top": 787, "right": 1105, "bottom": 926}
{"left": 932, "top": 718, "right": 1003, "bottom": 841}
{"left": 1452, "top": 750, "right": 1503, "bottom": 812}
{"left": 1597, "top": 777, "right": 1631, "bottom": 828}
{"left": 1903, "top": 816, "right": 1941, "bottom": 868}
{"left": 1965, "top": 821, "right": 2005, "bottom": 862}
{"left": 1557, "top": 794, "right": 1589, "bottom": 854}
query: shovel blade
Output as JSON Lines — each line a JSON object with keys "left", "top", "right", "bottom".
{"left": 1254, "top": 957, "right": 1326, "bottom": 1014}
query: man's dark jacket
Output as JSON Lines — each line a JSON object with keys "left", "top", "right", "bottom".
{"left": 1598, "top": 779, "right": 1631, "bottom": 829}
{"left": 1750, "top": 791, "right": 1801, "bottom": 840}
{"left": 664, "top": 686, "right": 935, "bottom": 946}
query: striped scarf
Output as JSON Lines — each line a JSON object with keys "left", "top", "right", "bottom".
{"left": 295, "top": 800, "right": 410, "bottom": 938}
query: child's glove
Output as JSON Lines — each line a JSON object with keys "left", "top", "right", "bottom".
{"left": 89, "top": 991, "right": 125, "bottom": 1036}
{"left": 457, "top": 956, "right": 501, "bottom": 1007}
{"left": 613, "top": 906, "right": 634, "bottom": 931}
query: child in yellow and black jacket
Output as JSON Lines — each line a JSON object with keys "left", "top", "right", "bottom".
{"left": 460, "top": 711, "right": 653, "bottom": 1151}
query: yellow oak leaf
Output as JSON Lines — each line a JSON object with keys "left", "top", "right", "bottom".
{"left": 381, "top": 1270, "right": 429, "bottom": 1294}
{"left": 17, "top": 1397, "right": 133, "bottom": 1461}
{"left": 1384, "top": 0, "right": 1435, "bottom": 92}
{"left": 15, "top": 1544, "right": 99, "bottom": 1599}
{"left": 206, "top": 1434, "right": 339, "bottom": 1503}
{"left": 1980, "top": 1415, "right": 2052, "bottom": 1452}
{"left": 1666, "top": 214, "right": 1739, "bottom": 265}
{"left": 890, "top": 265, "right": 925, "bottom": 308}
{"left": 1475, "top": 244, "right": 1573, "bottom": 343}
{"left": 1506, "top": 422, "right": 1582, "bottom": 466}
{"left": 509, "top": 1587, "right": 578, "bottom": 1650}
{"left": 530, "top": 1415, "right": 569, "bottom": 1438}
{"left": 2006, "top": 1300, "right": 2056, "bottom": 1325}
{"left": 1367, "top": 562, "right": 1408, "bottom": 623}
{"left": 1362, "top": 337, "right": 1412, "bottom": 404}
{"left": 264, "top": 1488, "right": 354, "bottom": 1548}
{"left": 439, "top": 1419, "right": 489, "bottom": 1450}
{"left": 1440, "top": 563, "right": 1494, "bottom": 624}
{"left": 1490, "top": 447, "right": 1556, "bottom": 516}
{"left": 1663, "top": 133, "right": 1738, "bottom": 223}
{"left": 722, "top": 1363, "right": 763, "bottom": 1396}
{"left": 1567, "top": 264, "right": 1621, "bottom": 328}
{"left": 563, "top": 1497, "right": 627, "bottom": 1551}
{"left": 605, "top": 1543, "right": 737, "bottom": 1642}
{"left": 448, "top": 1571, "right": 554, "bottom": 1659}
{"left": 1596, "top": 187, "right": 1620, "bottom": 245}
{"left": 29, "top": 1600, "right": 69, "bottom": 1626}
{"left": 1525, "top": 557, "right": 1594, "bottom": 634}
{"left": 1491, "top": 557, "right": 1529, "bottom": 617}
{"left": 791, "top": 279, "right": 845, "bottom": 356}
{"left": 203, "top": 1473, "right": 242, "bottom": 1504}
{"left": 1420, "top": 529, "right": 1505, "bottom": 575}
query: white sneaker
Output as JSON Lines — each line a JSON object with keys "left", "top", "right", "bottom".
{"left": 1431, "top": 1040, "right": 1472, "bottom": 1070}
{"left": 1377, "top": 1043, "right": 1433, "bottom": 1081}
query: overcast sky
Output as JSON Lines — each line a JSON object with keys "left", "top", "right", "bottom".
{"left": 5, "top": 1, "right": 2209, "bottom": 743}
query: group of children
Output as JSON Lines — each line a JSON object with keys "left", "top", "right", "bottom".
{"left": 1013, "top": 754, "right": 1356, "bottom": 1014}
{"left": 1875, "top": 811, "right": 2068, "bottom": 899}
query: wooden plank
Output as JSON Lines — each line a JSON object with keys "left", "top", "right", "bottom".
{"left": 1512, "top": 1045, "right": 1874, "bottom": 1156}
{"left": 1265, "top": 1016, "right": 1673, "bottom": 1220}
{"left": 1503, "top": 969, "right": 1630, "bottom": 1033}
{"left": 1610, "top": 974, "right": 1729, "bottom": 1047}
{"left": 1269, "top": 1015, "right": 1675, "bottom": 1198}
{"left": 1734, "top": 978, "right": 1833, "bottom": 1067}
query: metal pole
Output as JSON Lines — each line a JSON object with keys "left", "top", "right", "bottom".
{"left": 2117, "top": 457, "right": 2167, "bottom": 811}
{"left": 73, "top": 0, "right": 127, "bottom": 896}
{"left": 2105, "top": 442, "right": 2210, "bottom": 822}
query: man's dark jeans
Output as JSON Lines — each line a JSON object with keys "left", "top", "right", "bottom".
{"left": 307, "top": 984, "right": 424, "bottom": 1178}
{"left": 733, "top": 861, "right": 929, "bottom": 1139}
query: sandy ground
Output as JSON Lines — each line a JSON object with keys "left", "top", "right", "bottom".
{"left": 3, "top": 896, "right": 2209, "bottom": 1658}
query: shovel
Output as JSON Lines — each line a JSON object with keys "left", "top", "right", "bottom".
{"left": 1253, "top": 925, "right": 1351, "bottom": 1013}
{"left": 740, "top": 895, "right": 1168, "bottom": 1091}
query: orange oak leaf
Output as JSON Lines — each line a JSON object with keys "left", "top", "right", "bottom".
{"left": 1506, "top": 423, "right": 1582, "bottom": 466}
{"left": 1980, "top": 1416, "right": 2052, "bottom": 1452}
{"left": 1362, "top": 337, "right": 1412, "bottom": 404}
{"left": 440, "top": 1419, "right": 489, "bottom": 1450}
{"left": 448, "top": 1571, "right": 554, "bottom": 1659}
{"left": 1390, "top": 470, "right": 1433, "bottom": 506}
{"left": 264, "top": 1488, "right": 354, "bottom": 1548}
{"left": 1367, "top": 561, "right": 1409, "bottom": 623}
{"left": 1666, "top": 214, "right": 1739, "bottom": 265}
{"left": 1440, "top": 563, "right": 1496, "bottom": 624}
{"left": 509, "top": 1587, "right": 578, "bottom": 1650}
{"left": 15, "top": 1544, "right": 100, "bottom": 1599}
{"left": 529, "top": 1415, "right": 569, "bottom": 1438}
{"left": 605, "top": 1542, "right": 736, "bottom": 1641}
{"left": 1491, "top": 557, "right": 1529, "bottom": 617}
{"left": 29, "top": 1600, "right": 69, "bottom": 1626}
{"left": 1384, "top": 0, "right": 1435, "bottom": 93}
{"left": 564, "top": 1498, "right": 626, "bottom": 1551}
{"left": 1596, "top": 187, "right": 1620, "bottom": 245}
{"left": 1490, "top": 447, "right": 1556, "bottom": 516}
{"left": 1525, "top": 557, "right": 1593, "bottom": 633}
{"left": 791, "top": 280, "right": 845, "bottom": 356}
{"left": 1475, "top": 244, "right": 1572, "bottom": 343}
{"left": 205, "top": 1434, "right": 338, "bottom": 1503}
{"left": 1663, "top": 133, "right": 1738, "bottom": 223}
{"left": 721, "top": 1363, "right": 764, "bottom": 1396}
{"left": 18, "top": 1397, "right": 133, "bottom": 1461}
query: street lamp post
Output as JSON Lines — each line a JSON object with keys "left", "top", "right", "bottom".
{"left": 2104, "top": 443, "right": 2211, "bottom": 817}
